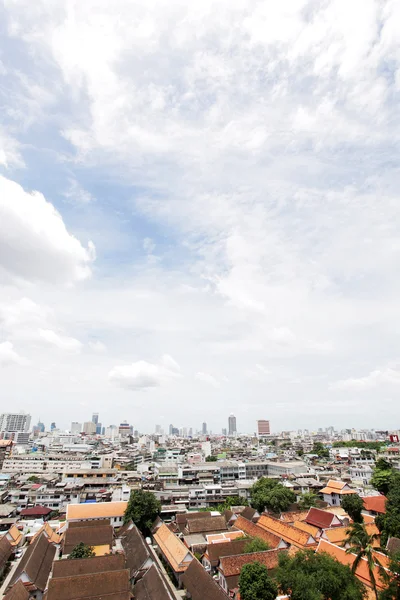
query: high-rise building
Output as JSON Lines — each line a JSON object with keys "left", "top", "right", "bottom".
{"left": 188, "top": 428, "right": 193, "bottom": 437}
{"left": 118, "top": 421, "right": 132, "bottom": 436}
{"left": 169, "top": 424, "right": 174, "bottom": 435}
{"left": 71, "top": 422, "right": 82, "bottom": 434}
{"left": 36, "top": 419, "right": 45, "bottom": 433}
{"left": 222, "top": 428, "right": 227, "bottom": 436}
{"left": 228, "top": 414, "right": 237, "bottom": 436}
{"left": 155, "top": 424, "right": 161, "bottom": 434}
{"left": 0, "top": 413, "right": 31, "bottom": 433}
{"left": 82, "top": 421, "right": 96, "bottom": 435}
{"left": 202, "top": 422, "right": 207, "bottom": 435}
{"left": 257, "top": 420, "right": 270, "bottom": 436}
{"left": 50, "top": 422, "right": 56, "bottom": 431}
{"left": 92, "top": 413, "right": 99, "bottom": 425}
{"left": 96, "top": 424, "right": 102, "bottom": 435}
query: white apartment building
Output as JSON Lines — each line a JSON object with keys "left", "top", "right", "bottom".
{"left": 2, "top": 453, "right": 105, "bottom": 473}
{"left": 0, "top": 413, "right": 31, "bottom": 433}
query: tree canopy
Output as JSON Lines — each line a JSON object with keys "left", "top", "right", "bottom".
{"left": 239, "top": 561, "right": 278, "bottom": 600}
{"left": 250, "top": 478, "right": 295, "bottom": 513}
{"left": 68, "top": 542, "right": 95, "bottom": 559}
{"left": 243, "top": 537, "right": 270, "bottom": 553}
{"left": 379, "top": 550, "right": 400, "bottom": 600}
{"left": 123, "top": 489, "right": 161, "bottom": 534}
{"left": 312, "top": 442, "right": 330, "bottom": 458}
{"left": 341, "top": 493, "right": 364, "bottom": 523}
{"left": 298, "top": 492, "right": 319, "bottom": 510}
{"left": 376, "top": 472, "right": 400, "bottom": 545}
{"left": 371, "top": 468, "right": 394, "bottom": 496}
{"left": 205, "top": 455, "right": 218, "bottom": 462}
{"left": 276, "top": 549, "right": 366, "bottom": 600}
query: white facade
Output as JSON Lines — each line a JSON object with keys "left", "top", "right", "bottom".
{"left": 0, "top": 413, "right": 31, "bottom": 432}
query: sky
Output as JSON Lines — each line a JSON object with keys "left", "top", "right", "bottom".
{"left": 0, "top": 0, "right": 400, "bottom": 434}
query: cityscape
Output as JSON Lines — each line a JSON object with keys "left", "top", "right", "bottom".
{"left": 0, "top": 411, "right": 397, "bottom": 598}
{"left": 1, "top": 0, "right": 400, "bottom": 599}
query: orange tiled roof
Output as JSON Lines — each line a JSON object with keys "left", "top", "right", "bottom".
{"left": 233, "top": 516, "right": 283, "bottom": 549}
{"left": 323, "top": 522, "right": 380, "bottom": 545}
{"left": 280, "top": 511, "right": 309, "bottom": 523}
{"left": 293, "top": 521, "right": 320, "bottom": 538}
{"left": 363, "top": 514, "right": 376, "bottom": 524}
{"left": 66, "top": 501, "right": 127, "bottom": 521}
{"left": 219, "top": 549, "right": 284, "bottom": 577}
{"left": 317, "top": 539, "right": 388, "bottom": 590}
{"left": 257, "top": 515, "right": 316, "bottom": 549}
{"left": 363, "top": 496, "right": 387, "bottom": 514}
{"left": 7, "top": 525, "right": 22, "bottom": 546}
{"left": 154, "top": 524, "right": 193, "bottom": 573}
{"left": 32, "top": 523, "right": 62, "bottom": 545}
{"left": 320, "top": 480, "right": 356, "bottom": 495}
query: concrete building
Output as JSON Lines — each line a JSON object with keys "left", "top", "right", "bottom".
{"left": 82, "top": 421, "right": 97, "bottom": 435}
{"left": 0, "top": 413, "right": 31, "bottom": 433}
{"left": 228, "top": 414, "right": 237, "bottom": 436}
{"left": 70, "top": 422, "right": 82, "bottom": 434}
{"left": 257, "top": 420, "right": 270, "bottom": 436}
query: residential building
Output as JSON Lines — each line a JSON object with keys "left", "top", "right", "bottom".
{"left": 82, "top": 421, "right": 96, "bottom": 435}
{"left": 66, "top": 501, "right": 128, "bottom": 527}
{"left": 320, "top": 480, "right": 357, "bottom": 506}
{"left": 0, "top": 413, "right": 31, "bottom": 433}
{"left": 202, "top": 422, "right": 207, "bottom": 435}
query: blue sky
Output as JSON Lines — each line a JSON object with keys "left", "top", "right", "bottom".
{"left": 1, "top": 0, "right": 400, "bottom": 434}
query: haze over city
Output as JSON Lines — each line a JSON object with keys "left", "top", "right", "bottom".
{"left": 1, "top": 1, "right": 400, "bottom": 432}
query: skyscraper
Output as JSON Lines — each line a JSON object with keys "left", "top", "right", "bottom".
{"left": 202, "top": 422, "right": 207, "bottom": 435}
{"left": 257, "top": 420, "right": 270, "bottom": 436}
{"left": 92, "top": 413, "right": 99, "bottom": 425}
{"left": 71, "top": 422, "right": 82, "bottom": 434}
{"left": 228, "top": 414, "right": 237, "bottom": 436}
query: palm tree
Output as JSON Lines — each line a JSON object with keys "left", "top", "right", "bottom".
{"left": 344, "top": 522, "right": 384, "bottom": 600}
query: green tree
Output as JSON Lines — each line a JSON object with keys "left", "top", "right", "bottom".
{"left": 244, "top": 537, "right": 270, "bottom": 553}
{"left": 312, "top": 442, "right": 330, "bottom": 459}
{"left": 68, "top": 542, "right": 95, "bottom": 559}
{"left": 371, "top": 469, "right": 394, "bottom": 496}
{"left": 344, "top": 522, "right": 383, "bottom": 599}
{"left": 124, "top": 489, "right": 161, "bottom": 534}
{"left": 250, "top": 478, "right": 295, "bottom": 513}
{"left": 239, "top": 561, "right": 278, "bottom": 600}
{"left": 217, "top": 495, "right": 248, "bottom": 513}
{"left": 378, "top": 550, "right": 400, "bottom": 600}
{"left": 376, "top": 473, "right": 400, "bottom": 545}
{"left": 298, "top": 492, "right": 319, "bottom": 510}
{"left": 27, "top": 475, "right": 40, "bottom": 483}
{"left": 205, "top": 455, "right": 217, "bottom": 462}
{"left": 341, "top": 493, "right": 364, "bottom": 523}
{"left": 297, "top": 448, "right": 304, "bottom": 457}
{"left": 375, "top": 458, "right": 392, "bottom": 471}
{"left": 276, "top": 549, "right": 366, "bottom": 600}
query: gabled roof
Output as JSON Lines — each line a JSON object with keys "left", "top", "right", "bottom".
{"left": 322, "top": 522, "right": 380, "bottom": 545}
{"left": 293, "top": 521, "right": 320, "bottom": 538}
{"left": 9, "top": 532, "right": 56, "bottom": 591}
{"left": 153, "top": 524, "right": 193, "bottom": 573}
{"left": 7, "top": 525, "right": 22, "bottom": 546}
{"left": 363, "top": 496, "right": 387, "bottom": 514}
{"left": 219, "top": 549, "right": 283, "bottom": 578}
{"left": 233, "top": 515, "right": 283, "bottom": 548}
{"left": 120, "top": 522, "right": 151, "bottom": 576}
{"left": 317, "top": 539, "right": 388, "bottom": 591}
{"left": 185, "top": 516, "right": 227, "bottom": 535}
{"left": 305, "top": 508, "right": 341, "bottom": 529}
{"left": 279, "top": 511, "right": 309, "bottom": 523}
{"left": 133, "top": 563, "right": 177, "bottom": 600}
{"left": 240, "top": 507, "right": 259, "bottom": 521}
{"left": 32, "top": 522, "right": 62, "bottom": 545}
{"left": 320, "top": 480, "right": 356, "bottom": 495}
{"left": 3, "top": 581, "right": 30, "bottom": 600}
{"left": 182, "top": 559, "right": 229, "bottom": 600}
{"left": 63, "top": 524, "right": 113, "bottom": 555}
{"left": 45, "top": 568, "right": 131, "bottom": 600}
{"left": 0, "top": 535, "right": 12, "bottom": 569}
{"left": 387, "top": 537, "right": 400, "bottom": 554}
{"left": 68, "top": 519, "right": 111, "bottom": 529}
{"left": 205, "top": 539, "right": 248, "bottom": 567}
{"left": 66, "top": 501, "right": 127, "bottom": 521}
{"left": 257, "top": 515, "right": 316, "bottom": 549}
{"left": 52, "top": 554, "right": 126, "bottom": 578}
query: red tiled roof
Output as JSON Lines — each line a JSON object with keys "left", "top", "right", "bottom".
{"left": 257, "top": 515, "right": 316, "bottom": 549}
{"left": 305, "top": 508, "right": 340, "bottom": 529}
{"left": 363, "top": 496, "right": 387, "bottom": 514}
{"left": 20, "top": 506, "right": 52, "bottom": 516}
{"left": 233, "top": 516, "right": 282, "bottom": 548}
{"left": 219, "top": 549, "right": 283, "bottom": 577}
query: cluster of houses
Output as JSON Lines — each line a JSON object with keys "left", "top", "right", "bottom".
{"left": 0, "top": 478, "right": 393, "bottom": 600}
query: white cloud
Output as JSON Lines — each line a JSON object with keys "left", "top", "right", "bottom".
{"left": 109, "top": 354, "right": 181, "bottom": 390}
{"left": 88, "top": 341, "right": 107, "bottom": 353}
{"left": 332, "top": 365, "right": 400, "bottom": 391}
{"left": 0, "top": 176, "right": 95, "bottom": 283}
{"left": 63, "top": 178, "right": 94, "bottom": 204}
{"left": 0, "top": 341, "right": 26, "bottom": 366}
{"left": 39, "top": 329, "right": 83, "bottom": 352}
{"left": 0, "top": 128, "right": 23, "bottom": 169}
{"left": 143, "top": 237, "right": 155, "bottom": 254}
{"left": 195, "top": 371, "right": 220, "bottom": 388}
